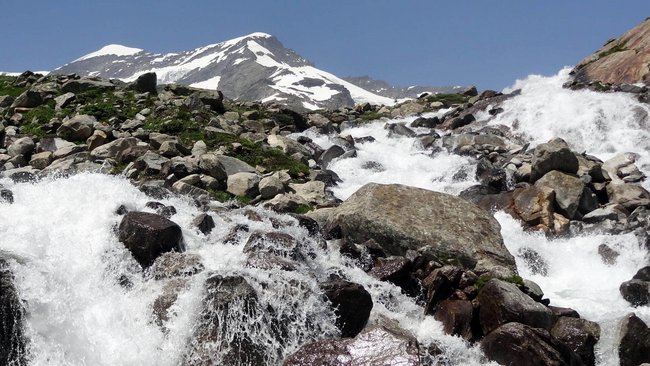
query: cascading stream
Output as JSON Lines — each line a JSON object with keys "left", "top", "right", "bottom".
{"left": 2, "top": 68, "right": 649, "bottom": 366}
{"left": 0, "top": 173, "right": 494, "bottom": 365}
{"left": 310, "top": 68, "right": 650, "bottom": 365}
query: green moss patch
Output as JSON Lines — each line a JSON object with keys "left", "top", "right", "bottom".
{"left": 0, "top": 76, "right": 27, "bottom": 97}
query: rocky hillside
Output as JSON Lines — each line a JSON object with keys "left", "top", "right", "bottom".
{"left": 3, "top": 68, "right": 650, "bottom": 364}
{"left": 572, "top": 17, "right": 650, "bottom": 86}
{"left": 54, "top": 33, "right": 401, "bottom": 111}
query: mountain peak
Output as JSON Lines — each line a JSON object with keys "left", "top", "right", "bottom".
{"left": 74, "top": 44, "right": 143, "bottom": 62}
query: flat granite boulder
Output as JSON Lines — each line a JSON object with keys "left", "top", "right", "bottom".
{"left": 326, "top": 183, "right": 516, "bottom": 277}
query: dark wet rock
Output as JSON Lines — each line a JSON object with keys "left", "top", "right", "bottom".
{"left": 481, "top": 322, "right": 582, "bottom": 366}
{"left": 148, "top": 252, "right": 204, "bottom": 280}
{"left": 320, "top": 278, "right": 373, "bottom": 338}
{"left": 243, "top": 231, "right": 302, "bottom": 261}
{"left": 386, "top": 123, "right": 416, "bottom": 138}
{"left": 138, "top": 181, "right": 171, "bottom": 199}
{"left": 152, "top": 277, "right": 189, "bottom": 326}
{"left": 118, "top": 212, "right": 185, "bottom": 268}
{"left": 287, "top": 213, "right": 320, "bottom": 236}
{"left": 478, "top": 279, "right": 553, "bottom": 334}
{"left": 115, "top": 205, "right": 128, "bottom": 215}
{"left": 618, "top": 313, "right": 650, "bottom": 366}
{"left": 530, "top": 138, "right": 579, "bottom": 182}
{"left": 193, "top": 213, "right": 215, "bottom": 235}
{"left": 368, "top": 256, "right": 411, "bottom": 284}
{"left": 423, "top": 265, "right": 463, "bottom": 314}
{"left": 182, "top": 274, "right": 265, "bottom": 366}
{"left": 156, "top": 205, "right": 177, "bottom": 218}
{"left": 620, "top": 279, "right": 650, "bottom": 307}
{"left": 598, "top": 244, "right": 620, "bottom": 265}
{"left": 551, "top": 317, "right": 600, "bottom": 366}
{"left": 476, "top": 158, "right": 507, "bottom": 191}
{"left": 433, "top": 299, "right": 475, "bottom": 341}
{"left": 549, "top": 306, "right": 581, "bottom": 318}
{"left": 411, "top": 116, "right": 440, "bottom": 128}
{"left": 319, "top": 145, "right": 345, "bottom": 168}
{"left": 0, "top": 256, "right": 27, "bottom": 366}
{"left": 0, "top": 189, "right": 14, "bottom": 204}
{"left": 283, "top": 324, "right": 420, "bottom": 366}
{"left": 517, "top": 247, "right": 549, "bottom": 276}
{"left": 326, "top": 183, "right": 516, "bottom": 277}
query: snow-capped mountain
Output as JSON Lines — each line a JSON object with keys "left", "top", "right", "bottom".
{"left": 55, "top": 33, "right": 403, "bottom": 110}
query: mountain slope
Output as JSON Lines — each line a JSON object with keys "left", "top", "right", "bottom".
{"left": 55, "top": 33, "right": 399, "bottom": 110}
{"left": 343, "top": 76, "right": 466, "bottom": 99}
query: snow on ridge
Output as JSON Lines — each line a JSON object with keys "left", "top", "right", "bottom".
{"left": 74, "top": 44, "right": 143, "bottom": 62}
{"left": 190, "top": 76, "right": 221, "bottom": 89}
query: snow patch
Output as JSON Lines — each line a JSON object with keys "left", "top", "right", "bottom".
{"left": 74, "top": 44, "right": 143, "bottom": 62}
{"left": 190, "top": 76, "right": 221, "bottom": 89}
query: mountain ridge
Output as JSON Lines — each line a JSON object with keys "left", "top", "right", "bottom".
{"left": 55, "top": 33, "right": 459, "bottom": 110}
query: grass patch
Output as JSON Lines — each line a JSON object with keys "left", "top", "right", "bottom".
{"left": 598, "top": 41, "right": 628, "bottom": 60}
{"left": 0, "top": 75, "right": 27, "bottom": 97}
{"left": 292, "top": 203, "right": 313, "bottom": 214}
{"left": 208, "top": 189, "right": 232, "bottom": 202}
{"left": 359, "top": 110, "right": 387, "bottom": 122}
{"left": 78, "top": 90, "right": 140, "bottom": 121}
{"left": 20, "top": 101, "right": 58, "bottom": 137}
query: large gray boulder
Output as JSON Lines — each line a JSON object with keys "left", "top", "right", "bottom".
{"left": 7, "top": 137, "right": 35, "bottom": 158}
{"left": 10, "top": 90, "right": 43, "bottom": 109}
{"left": 534, "top": 170, "right": 597, "bottom": 219}
{"left": 478, "top": 279, "right": 554, "bottom": 334}
{"left": 61, "top": 78, "right": 115, "bottom": 93}
{"left": 0, "top": 256, "right": 27, "bottom": 366}
{"left": 56, "top": 115, "right": 96, "bottom": 141}
{"left": 607, "top": 183, "right": 650, "bottom": 211}
{"left": 530, "top": 138, "right": 579, "bottom": 182}
{"left": 326, "top": 183, "right": 516, "bottom": 277}
{"left": 90, "top": 137, "right": 141, "bottom": 161}
{"left": 199, "top": 153, "right": 256, "bottom": 182}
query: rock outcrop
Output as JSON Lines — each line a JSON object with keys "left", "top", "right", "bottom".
{"left": 325, "top": 183, "right": 516, "bottom": 277}
{"left": 573, "top": 18, "right": 650, "bottom": 86}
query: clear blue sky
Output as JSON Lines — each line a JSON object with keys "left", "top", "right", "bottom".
{"left": 1, "top": 1, "right": 648, "bottom": 90}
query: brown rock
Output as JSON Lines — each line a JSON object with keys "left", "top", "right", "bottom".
{"left": 433, "top": 299, "right": 474, "bottom": 341}
{"left": 573, "top": 18, "right": 650, "bottom": 86}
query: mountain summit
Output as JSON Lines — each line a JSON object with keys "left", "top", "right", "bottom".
{"left": 55, "top": 33, "right": 459, "bottom": 110}
{"left": 55, "top": 33, "right": 401, "bottom": 110}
